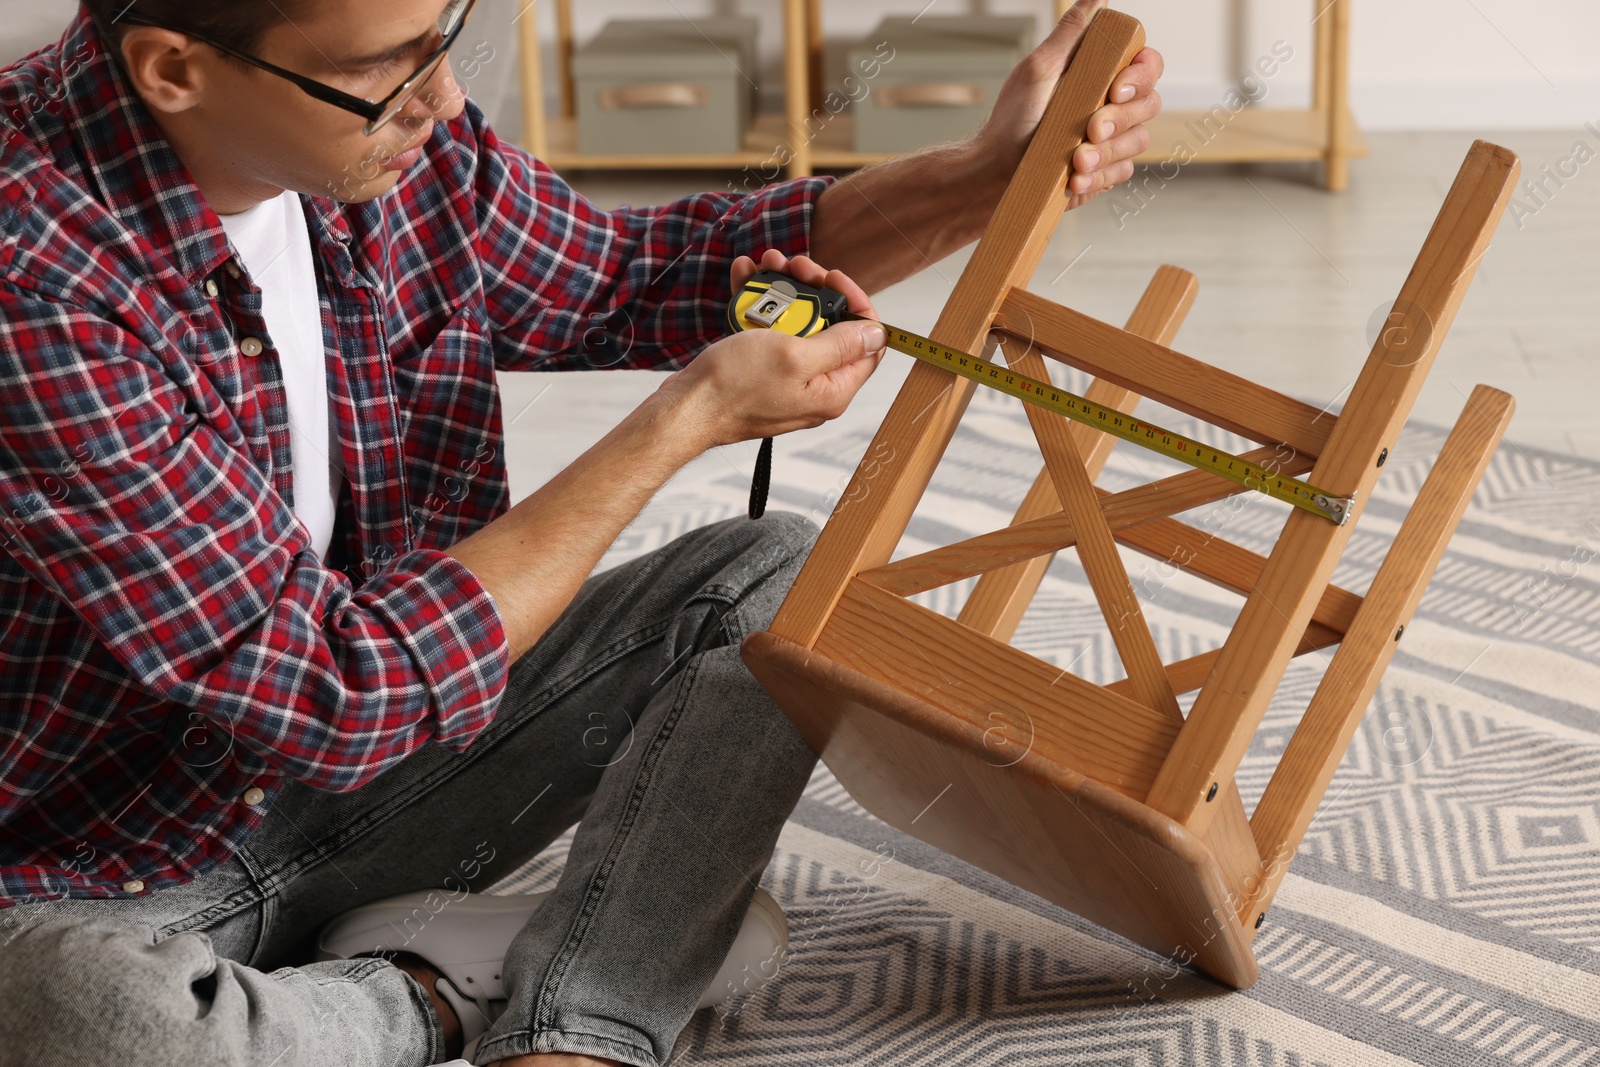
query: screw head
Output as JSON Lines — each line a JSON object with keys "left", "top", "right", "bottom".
{"left": 1377, "top": 448, "right": 1389, "bottom": 468}
{"left": 1255, "top": 912, "right": 1265, "bottom": 929}
{"left": 1205, "top": 782, "right": 1219, "bottom": 802}
{"left": 1394, "top": 624, "right": 1405, "bottom": 641}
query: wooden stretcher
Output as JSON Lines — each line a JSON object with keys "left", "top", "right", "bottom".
{"left": 738, "top": 9, "right": 1520, "bottom": 988}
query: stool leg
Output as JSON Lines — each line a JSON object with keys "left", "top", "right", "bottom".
{"left": 1244, "top": 385, "right": 1515, "bottom": 927}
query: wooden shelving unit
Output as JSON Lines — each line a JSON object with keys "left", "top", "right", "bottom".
{"left": 518, "top": 0, "right": 1366, "bottom": 191}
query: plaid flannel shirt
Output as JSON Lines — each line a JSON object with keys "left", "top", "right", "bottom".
{"left": 0, "top": 8, "right": 833, "bottom": 907}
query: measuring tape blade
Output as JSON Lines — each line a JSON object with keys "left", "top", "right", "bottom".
{"left": 728, "top": 271, "right": 1353, "bottom": 526}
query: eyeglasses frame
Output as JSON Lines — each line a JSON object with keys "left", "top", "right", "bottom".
{"left": 112, "top": 0, "right": 477, "bottom": 136}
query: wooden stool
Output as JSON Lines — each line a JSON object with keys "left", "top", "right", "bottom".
{"left": 739, "top": 9, "right": 1520, "bottom": 988}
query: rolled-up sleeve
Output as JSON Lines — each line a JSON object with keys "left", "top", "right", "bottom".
{"left": 0, "top": 284, "right": 509, "bottom": 793}
{"left": 457, "top": 99, "right": 838, "bottom": 372}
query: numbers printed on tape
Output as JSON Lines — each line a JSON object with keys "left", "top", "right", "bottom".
{"left": 876, "top": 323, "right": 1352, "bottom": 523}
{"left": 728, "top": 272, "right": 1354, "bottom": 525}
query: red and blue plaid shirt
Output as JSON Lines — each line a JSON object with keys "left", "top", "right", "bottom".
{"left": 0, "top": 9, "right": 833, "bottom": 907}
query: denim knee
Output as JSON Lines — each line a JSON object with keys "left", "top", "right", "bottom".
{"left": 670, "top": 510, "right": 819, "bottom": 643}
{"left": 750, "top": 508, "right": 822, "bottom": 551}
{"left": 0, "top": 919, "right": 233, "bottom": 1067}
{"left": 0, "top": 918, "right": 437, "bottom": 1067}
{"left": 720, "top": 509, "right": 820, "bottom": 590}
{"left": 739, "top": 508, "right": 821, "bottom": 598}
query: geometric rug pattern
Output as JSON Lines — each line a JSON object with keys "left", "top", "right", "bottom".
{"left": 492, "top": 382, "right": 1600, "bottom": 1066}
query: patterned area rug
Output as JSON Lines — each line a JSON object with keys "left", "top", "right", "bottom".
{"left": 490, "top": 383, "right": 1600, "bottom": 1066}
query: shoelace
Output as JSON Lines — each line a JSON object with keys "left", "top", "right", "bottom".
{"left": 467, "top": 985, "right": 501, "bottom": 1030}
{"left": 433, "top": 972, "right": 508, "bottom": 1050}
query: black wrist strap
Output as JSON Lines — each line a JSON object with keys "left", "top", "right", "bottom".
{"left": 747, "top": 436, "right": 772, "bottom": 519}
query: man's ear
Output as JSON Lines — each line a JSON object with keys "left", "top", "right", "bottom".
{"left": 117, "top": 27, "right": 210, "bottom": 114}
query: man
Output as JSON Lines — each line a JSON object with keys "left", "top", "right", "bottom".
{"left": 0, "top": 0, "right": 1162, "bottom": 1064}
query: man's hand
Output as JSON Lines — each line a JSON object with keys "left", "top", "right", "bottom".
{"left": 451, "top": 247, "right": 882, "bottom": 667}
{"left": 655, "top": 250, "right": 888, "bottom": 450}
{"left": 968, "top": 0, "right": 1164, "bottom": 208}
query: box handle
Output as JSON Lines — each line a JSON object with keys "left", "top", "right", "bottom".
{"left": 876, "top": 83, "right": 986, "bottom": 108}
{"left": 597, "top": 83, "right": 710, "bottom": 110}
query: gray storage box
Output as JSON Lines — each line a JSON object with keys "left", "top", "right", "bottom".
{"left": 573, "top": 17, "right": 759, "bottom": 156}
{"left": 850, "top": 16, "right": 1035, "bottom": 154}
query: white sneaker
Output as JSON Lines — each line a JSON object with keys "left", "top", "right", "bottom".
{"left": 315, "top": 885, "right": 788, "bottom": 1057}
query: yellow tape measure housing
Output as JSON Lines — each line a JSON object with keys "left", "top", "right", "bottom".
{"left": 728, "top": 276, "right": 846, "bottom": 339}
{"left": 727, "top": 272, "right": 1353, "bottom": 525}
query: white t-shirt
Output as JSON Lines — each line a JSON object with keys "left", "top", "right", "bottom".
{"left": 217, "top": 191, "right": 342, "bottom": 562}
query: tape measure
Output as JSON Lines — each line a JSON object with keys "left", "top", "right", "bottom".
{"left": 727, "top": 271, "right": 1353, "bottom": 526}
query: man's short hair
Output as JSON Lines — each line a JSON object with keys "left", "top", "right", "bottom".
{"left": 79, "top": 1, "right": 313, "bottom": 72}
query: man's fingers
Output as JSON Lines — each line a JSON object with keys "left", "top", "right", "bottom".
{"left": 789, "top": 255, "right": 871, "bottom": 317}
{"left": 1070, "top": 157, "right": 1135, "bottom": 198}
{"left": 734, "top": 249, "right": 794, "bottom": 292}
{"left": 845, "top": 320, "right": 889, "bottom": 363}
{"left": 822, "top": 268, "right": 875, "bottom": 318}
{"left": 1085, "top": 87, "right": 1162, "bottom": 150}
{"left": 786, "top": 254, "right": 829, "bottom": 286}
{"left": 1074, "top": 123, "right": 1150, "bottom": 175}
{"left": 1073, "top": 47, "right": 1163, "bottom": 192}
{"left": 1135, "top": 46, "right": 1165, "bottom": 84}
{"left": 1110, "top": 47, "right": 1163, "bottom": 103}
{"left": 756, "top": 248, "right": 789, "bottom": 276}
{"left": 1031, "top": 0, "right": 1109, "bottom": 77}
{"left": 1060, "top": 43, "right": 1164, "bottom": 195}
{"left": 1054, "top": 0, "right": 1110, "bottom": 42}
{"left": 819, "top": 320, "right": 888, "bottom": 370}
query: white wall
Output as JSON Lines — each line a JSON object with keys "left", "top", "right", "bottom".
{"left": 4, "top": 1, "right": 1596, "bottom": 133}
{"left": 0, "top": 0, "right": 78, "bottom": 67}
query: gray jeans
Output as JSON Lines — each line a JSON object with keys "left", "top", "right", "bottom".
{"left": 0, "top": 511, "right": 823, "bottom": 1067}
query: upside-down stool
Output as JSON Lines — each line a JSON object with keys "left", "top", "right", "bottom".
{"left": 740, "top": 9, "right": 1519, "bottom": 988}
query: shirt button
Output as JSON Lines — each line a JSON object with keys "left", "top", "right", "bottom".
{"left": 240, "top": 337, "right": 264, "bottom": 357}
{"left": 243, "top": 786, "right": 266, "bottom": 806}
{"left": 225, "top": 259, "right": 242, "bottom": 279}
{"left": 203, "top": 278, "right": 219, "bottom": 298}
{"left": 122, "top": 879, "right": 145, "bottom": 893}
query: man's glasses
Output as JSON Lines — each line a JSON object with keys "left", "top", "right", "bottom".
{"left": 114, "top": 0, "right": 477, "bottom": 136}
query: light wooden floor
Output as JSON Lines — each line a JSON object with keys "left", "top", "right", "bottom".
{"left": 498, "top": 131, "right": 1599, "bottom": 511}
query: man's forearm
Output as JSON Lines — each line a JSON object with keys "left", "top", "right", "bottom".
{"left": 807, "top": 139, "right": 1005, "bottom": 297}
{"left": 445, "top": 389, "right": 705, "bottom": 665}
